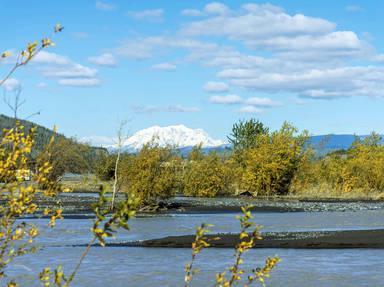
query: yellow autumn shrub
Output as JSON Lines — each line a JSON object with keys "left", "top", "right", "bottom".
{"left": 291, "top": 132, "right": 384, "bottom": 197}
{"left": 183, "top": 150, "right": 233, "bottom": 197}
{"left": 237, "top": 122, "right": 309, "bottom": 196}
{"left": 119, "top": 142, "right": 181, "bottom": 203}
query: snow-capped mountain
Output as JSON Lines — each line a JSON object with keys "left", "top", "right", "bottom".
{"left": 121, "top": 125, "right": 225, "bottom": 151}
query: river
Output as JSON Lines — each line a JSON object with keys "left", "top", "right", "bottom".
{"left": 3, "top": 209, "right": 384, "bottom": 286}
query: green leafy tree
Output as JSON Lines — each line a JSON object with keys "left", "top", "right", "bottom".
{"left": 228, "top": 119, "right": 269, "bottom": 151}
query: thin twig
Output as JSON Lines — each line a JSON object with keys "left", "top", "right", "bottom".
{"left": 65, "top": 236, "right": 96, "bottom": 286}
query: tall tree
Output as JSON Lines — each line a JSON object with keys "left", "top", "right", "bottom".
{"left": 227, "top": 119, "right": 269, "bottom": 151}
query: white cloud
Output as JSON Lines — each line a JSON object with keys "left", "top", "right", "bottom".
{"left": 203, "top": 81, "right": 229, "bottom": 93}
{"left": 179, "top": 3, "right": 372, "bottom": 63}
{"left": 244, "top": 97, "right": 281, "bottom": 107}
{"left": 218, "top": 66, "right": 384, "bottom": 99}
{"left": 182, "top": 5, "right": 335, "bottom": 40}
{"left": 167, "top": 105, "right": 200, "bottom": 112}
{"left": 237, "top": 106, "right": 263, "bottom": 114}
{"left": 96, "top": 1, "right": 115, "bottom": 11}
{"left": 115, "top": 37, "right": 217, "bottom": 60}
{"left": 209, "top": 94, "right": 242, "bottom": 104}
{"left": 58, "top": 78, "right": 101, "bottom": 87}
{"left": 209, "top": 94, "right": 280, "bottom": 107}
{"left": 32, "top": 51, "right": 70, "bottom": 65}
{"left": 2, "top": 50, "right": 101, "bottom": 88}
{"left": 2, "top": 78, "right": 21, "bottom": 92}
{"left": 372, "top": 54, "right": 384, "bottom": 62}
{"left": 151, "top": 62, "right": 177, "bottom": 71}
{"left": 115, "top": 39, "right": 155, "bottom": 59}
{"left": 204, "top": 2, "right": 230, "bottom": 15}
{"left": 248, "top": 31, "right": 369, "bottom": 56}
{"left": 181, "top": 9, "right": 204, "bottom": 17}
{"left": 41, "top": 64, "right": 97, "bottom": 78}
{"left": 32, "top": 52, "right": 101, "bottom": 87}
{"left": 88, "top": 53, "right": 117, "bottom": 67}
{"left": 181, "top": 2, "right": 231, "bottom": 17}
{"left": 133, "top": 104, "right": 199, "bottom": 113}
{"left": 241, "top": 3, "right": 284, "bottom": 14}
{"left": 113, "top": 3, "right": 384, "bottom": 100}
{"left": 127, "top": 9, "right": 163, "bottom": 22}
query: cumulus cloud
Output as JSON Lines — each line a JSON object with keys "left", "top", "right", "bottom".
{"left": 181, "top": 5, "right": 335, "bottom": 40}
{"left": 31, "top": 51, "right": 101, "bottom": 87}
{"left": 372, "top": 54, "right": 384, "bottom": 62}
{"left": 114, "top": 2, "right": 384, "bottom": 100}
{"left": 218, "top": 66, "right": 384, "bottom": 99}
{"left": 204, "top": 2, "right": 230, "bottom": 15}
{"left": 96, "top": 1, "right": 115, "bottom": 11}
{"left": 41, "top": 64, "right": 97, "bottom": 78}
{"left": 88, "top": 53, "right": 117, "bottom": 67}
{"left": 58, "top": 78, "right": 101, "bottom": 87}
{"left": 32, "top": 51, "right": 70, "bottom": 65}
{"left": 237, "top": 106, "right": 263, "bottom": 114}
{"left": 209, "top": 94, "right": 280, "bottom": 108}
{"left": 151, "top": 62, "right": 177, "bottom": 71}
{"left": 133, "top": 104, "right": 199, "bottom": 113}
{"left": 167, "top": 105, "right": 200, "bottom": 112}
{"left": 180, "top": 3, "right": 372, "bottom": 63}
{"left": 181, "top": 9, "right": 204, "bottom": 17}
{"left": 127, "top": 9, "right": 163, "bottom": 22}
{"left": 244, "top": 97, "right": 281, "bottom": 107}
{"left": 2, "top": 78, "right": 21, "bottom": 92}
{"left": 115, "top": 37, "right": 217, "bottom": 60}
{"left": 241, "top": 3, "right": 284, "bottom": 14}
{"left": 181, "top": 3, "right": 230, "bottom": 17}
{"left": 203, "top": 81, "right": 229, "bottom": 93}
{"left": 209, "top": 94, "right": 242, "bottom": 104}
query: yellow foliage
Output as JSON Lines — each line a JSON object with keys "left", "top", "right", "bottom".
{"left": 292, "top": 132, "right": 384, "bottom": 197}
{"left": 238, "top": 122, "right": 309, "bottom": 196}
{"left": 119, "top": 142, "right": 180, "bottom": 203}
{"left": 183, "top": 151, "right": 233, "bottom": 197}
{"left": 0, "top": 123, "right": 63, "bottom": 280}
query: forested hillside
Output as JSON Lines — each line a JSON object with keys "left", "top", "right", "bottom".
{"left": 0, "top": 114, "right": 107, "bottom": 176}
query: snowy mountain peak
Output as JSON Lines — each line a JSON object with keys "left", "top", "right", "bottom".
{"left": 122, "top": 125, "right": 225, "bottom": 151}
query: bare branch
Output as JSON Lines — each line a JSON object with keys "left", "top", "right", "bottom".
{"left": 110, "top": 120, "right": 128, "bottom": 210}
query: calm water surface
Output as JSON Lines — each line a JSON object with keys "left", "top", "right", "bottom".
{"left": 3, "top": 210, "right": 384, "bottom": 286}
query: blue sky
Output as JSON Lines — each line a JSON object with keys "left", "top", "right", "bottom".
{"left": 1, "top": 0, "right": 384, "bottom": 143}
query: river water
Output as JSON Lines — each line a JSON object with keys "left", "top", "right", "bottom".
{"left": 3, "top": 209, "right": 384, "bottom": 286}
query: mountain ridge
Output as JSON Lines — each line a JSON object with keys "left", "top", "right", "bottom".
{"left": 2, "top": 114, "right": 381, "bottom": 154}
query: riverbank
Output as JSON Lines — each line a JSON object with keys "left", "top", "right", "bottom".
{"left": 15, "top": 193, "right": 384, "bottom": 215}
{"left": 105, "top": 229, "right": 384, "bottom": 249}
